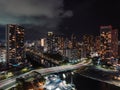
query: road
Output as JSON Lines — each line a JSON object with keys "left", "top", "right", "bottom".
{"left": 0, "top": 59, "right": 91, "bottom": 89}
{"left": 0, "top": 71, "right": 33, "bottom": 89}
{"left": 34, "top": 59, "right": 90, "bottom": 75}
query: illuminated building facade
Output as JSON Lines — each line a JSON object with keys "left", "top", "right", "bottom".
{"left": 83, "top": 35, "right": 94, "bottom": 57}
{"left": 57, "top": 35, "right": 65, "bottom": 50}
{"left": 47, "top": 32, "right": 54, "bottom": 53}
{"left": 118, "top": 41, "right": 120, "bottom": 58}
{"left": 41, "top": 38, "right": 45, "bottom": 47}
{"left": 100, "top": 25, "right": 118, "bottom": 59}
{"left": 95, "top": 36, "right": 101, "bottom": 53}
{"left": 6, "top": 24, "right": 25, "bottom": 64}
{"left": 0, "top": 48, "right": 6, "bottom": 63}
{"left": 111, "top": 29, "right": 118, "bottom": 58}
{"left": 71, "top": 34, "right": 77, "bottom": 49}
{"left": 40, "top": 38, "right": 48, "bottom": 52}
{"left": 47, "top": 32, "right": 59, "bottom": 53}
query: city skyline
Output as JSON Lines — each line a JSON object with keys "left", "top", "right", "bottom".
{"left": 0, "top": 24, "right": 119, "bottom": 41}
{"left": 1, "top": 1, "right": 120, "bottom": 90}
{"left": 0, "top": 0, "right": 120, "bottom": 40}
{"left": 0, "top": 24, "right": 120, "bottom": 90}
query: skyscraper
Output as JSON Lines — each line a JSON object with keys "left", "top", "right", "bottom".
{"left": 47, "top": 32, "right": 55, "bottom": 53}
{"left": 71, "top": 34, "right": 77, "bottom": 49}
{"left": 95, "top": 36, "right": 101, "bottom": 53}
{"left": 6, "top": 24, "right": 25, "bottom": 64}
{"left": 100, "top": 25, "right": 118, "bottom": 60}
{"left": 111, "top": 29, "right": 118, "bottom": 58}
{"left": 83, "top": 34, "right": 94, "bottom": 57}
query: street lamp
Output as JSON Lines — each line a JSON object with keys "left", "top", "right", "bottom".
{"left": 71, "top": 72, "right": 74, "bottom": 84}
{"left": 63, "top": 73, "right": 66, "bottom": 79}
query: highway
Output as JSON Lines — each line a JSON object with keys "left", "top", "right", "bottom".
{"left": 0, "top": 59, "right": 91, "bottom": 89}
{"left": 0, "top": 71, "right": 33, "bottom": 89}
{"left": 34, "top": 59, "right": 90, "bottom": 75}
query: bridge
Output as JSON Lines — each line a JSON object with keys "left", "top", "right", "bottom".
{"left": 34, "top": 59, "right": 90, "bottom": 75}
{"left": 0, "top": 59, "right": 91, "bottom": 90}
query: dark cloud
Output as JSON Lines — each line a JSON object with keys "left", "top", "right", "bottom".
{"left": 0, "top": 0, "right": 62, "bottom": 16}
{"left": 0, "top": 0, "right": 64, "bottom": 24}
{"left": 61, "top": 10, "right": 73, "bottom": 18}
{"left": 0, "top": 0, "right": 75, "bottom": 40}
{"left": 0, "top": 0, "right": 119, "bottom": 40}
{"left": 0, "top": 0, "right": 70, "bottom": 40}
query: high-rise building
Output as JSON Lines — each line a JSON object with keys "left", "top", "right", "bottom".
{"left": 57, "top": 35, "right": 66, "bottom": 50}
{"left": 6, "top": 24, "right": 25, "bottom": 64}
{"left": 95, "top": 36, "right": 101, "bottom": 53}
{"left": 118, "top": 41, "right": 120, "bottom": 63}
{"left": 41, "top": 38, "right": 45, "bottom": 47}
{"left": 100, "top": 25, "right": 118, "bottom": 59}
{"left": 111, "top": 29, "right": 118, "bottom": 58}
{"left": 47, "top": 32, "right": 53, "bottom": 53}
{"left": 83, "top": 34, "right": 94, "bottom": 57}
{"left": 47, "top": 32, "right": 59, "bottom": 53}
{"left": 71, "top": 34, "right": 77, "bottom": 49}
{"left": 0, "top": 48, "right": 6, "bottom": 63}
{"left": 40, "top": 38, "right": 47, "bottom": 52}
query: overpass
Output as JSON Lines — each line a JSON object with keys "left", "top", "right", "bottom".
{"left": 34, "top": 59, "right": 90, "bottom": 75}
{"left": 0, "top": 59, "right": 91, "bottom": 90}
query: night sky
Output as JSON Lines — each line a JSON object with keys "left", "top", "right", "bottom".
{"left": 0, "top": 0, "right": 120, "bottom": 40}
